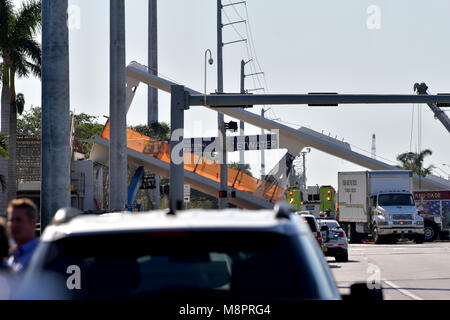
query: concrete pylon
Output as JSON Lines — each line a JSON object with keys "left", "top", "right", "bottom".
{"left": 109, "top": 0, "right": 127, "bottom": 211}
{"left": 41, "top": 0, "right": 71, "bottom": 229}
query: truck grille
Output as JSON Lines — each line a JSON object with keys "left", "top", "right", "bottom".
{"left": 393, "top": 214, "right": 413, "bottom": 220}
{"left": 393, "top": 221, "right": 412, "bottom": 225}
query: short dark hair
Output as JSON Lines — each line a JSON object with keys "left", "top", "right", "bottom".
{"left": 7, "top": 198, "right": 38, "bottom": 221}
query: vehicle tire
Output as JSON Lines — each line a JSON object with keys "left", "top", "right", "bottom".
{"left": 423, "top": 222, "right": 438, "bottom": 242}
{"left": 372, "top": 227, "right": 384, "bottom": 244}
{"left": 415, "top": 234, "right": 425, "bottom": 244}
{"left": 335, "top": 251, "right": 349, "bottom": 262}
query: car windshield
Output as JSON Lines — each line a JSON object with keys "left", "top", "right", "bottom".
{"left": 302, "top": 217, "right": 318, "bottom": 232}
{"left": 32, "top": 231, "right": 322, "bottom": 300}
{"left": 378, "top": 194, "right": 415, "bottom": 206}
{"left": 319, "top": 221, "right": 340, "bottom": 229}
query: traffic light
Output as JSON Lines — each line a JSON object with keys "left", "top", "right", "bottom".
{"left": 219, "top": 190, "right": 227, "bottom": 198}
{"left": 160, "top": 185, "right": 170, "bottom": 195}
{"left": 225, "top": 121, "right": 238, "bottom": 132}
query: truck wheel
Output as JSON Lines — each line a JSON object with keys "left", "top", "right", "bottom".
{"left": 415, "top": 234, "right": 425, "bottom": 244}
{"left": 372, "top": 227, "right": 384, "bottom": 244}
{"left": 424, "top": 222, "right": 438, "bottom": 242}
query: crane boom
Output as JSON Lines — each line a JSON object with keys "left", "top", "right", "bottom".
{"left": 414, "top": 82, "right": 450, "bottom": 134}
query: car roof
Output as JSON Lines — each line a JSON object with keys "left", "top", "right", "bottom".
{"left": 41, "top": 209, "right": 310, "bottom": 242}
{"left": 296, "top": 213, "right": 316, "bottom": 219}
{"left": 317, "top": 219, "right": 338, "bottom": 223}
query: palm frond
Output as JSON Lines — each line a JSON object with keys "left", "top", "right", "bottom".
{"left": 12, "top": 0, "right": 41, "bottom": 39}
{"left": 0, "top": 0, "right": 14, "bottom": 44}
{"left": 14, "top": 37, "right": 41, "bottom": 66}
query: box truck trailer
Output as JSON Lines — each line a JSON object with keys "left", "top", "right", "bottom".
{"left": 414, "top": 190, "right": 450, "bottom": 242}
{"left": 337, "top": 171, "right": 424, "bottom": 244}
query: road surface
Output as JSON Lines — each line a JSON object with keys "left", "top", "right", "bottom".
{"left": 329, "top": 241, "right": 450, "bottom": 300}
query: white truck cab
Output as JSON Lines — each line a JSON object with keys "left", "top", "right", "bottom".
{"left": 337, "top": 171, "right": 424, "bottom": 244}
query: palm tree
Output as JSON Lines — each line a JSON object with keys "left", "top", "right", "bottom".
{"left": 397, "top": 149, "right": 435, "bottom": 177}
{"left": 0, "top": 0, "right": 41, "bottom": 210}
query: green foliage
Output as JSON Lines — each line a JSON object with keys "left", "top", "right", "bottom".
{"left": 17, "top": 106, "right": 104, "bottom": 157}
{"left": 0, "top": 0, "right": 42, "bottom": 113}
{"left": 228, "top": 161, "right": 253, "bottom": 177}
{"left": 0, "top": 132, "right": 8, "bottom": 191}
{"left": 186, "top": 189, "right": 218, "bottom": 209}
{"left": 17, "top": 104, "right": 41, "bottom": 135}
{"left": 397, "top": 149, "right": 435, "bottom": 177}
{"left": 130, "top": 122, "right": 171, "bottom": 140}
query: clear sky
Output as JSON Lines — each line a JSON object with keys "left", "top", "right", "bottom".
{"left": 10, "top": 0, "right": 450, "bottom": 188}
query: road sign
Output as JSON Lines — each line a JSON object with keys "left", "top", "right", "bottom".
{"left": 178, "top": 134, "right": 279, "bottom": 153}
{"left": 184, "top": 184, "right": 191, "bottom": 203}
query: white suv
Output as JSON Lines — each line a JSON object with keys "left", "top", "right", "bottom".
{"left": 16, "top": 207, "right": 344, "bottom": 300}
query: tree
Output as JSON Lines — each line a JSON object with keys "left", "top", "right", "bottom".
{"left": 17, "top": 106, "right": 104, "bottom": 157}
{"left": 17, "top": 104, "right": 41, "bottom": 136}
{"left": 0, "top": 0, "right": 41, "bottom": 210}
{"left": 397, "top": 149, "right": 435, "bottom": 177}
{"left": 228, "top": 161, "right": 252, "bottom": 176}
{"left": 0, "top": 133, "right": 8, "bottom": 191}
{"left": 131, "top": 122, "right": 170, "bottom": 141}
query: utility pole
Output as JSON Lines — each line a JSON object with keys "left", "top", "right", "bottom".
{"left": 41, "top": 0, "right": 71, "bottom": 230}
{"left": 217, "top": 0, "right": 247, "bottom": 207}
{"left": 148, "top": 0, "right": 160, "bottom": 209}
{"left": 217, "top": 0, "right": 227, "bottom": 209}
{"left": 109, "top": 0, "right": 127, "bottom": 211}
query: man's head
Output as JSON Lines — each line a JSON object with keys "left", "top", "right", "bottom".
{"left": 7, "top": 199, "right": 38, "bottom": 247}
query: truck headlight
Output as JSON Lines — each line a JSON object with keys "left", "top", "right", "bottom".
{"left": 377, "top": 221, "right": 389, "bottom": 226}
{"left": 415, "top": 220, "right": 424, "bottom": 226}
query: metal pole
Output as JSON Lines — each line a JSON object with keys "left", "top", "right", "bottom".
{"left": 41, "top": 0, "right": 71, "bottom": 230}
{"left": 217, "top": 0, "right": 227, "bottom": 208}
{"left": 148, "top": 0, "right": 158, "bottom": 124}
{"left": 189, "top": 94, "right": 450, "bottom": 107}
{"left": 109, "top": 0, "right": 127, "bottom": 211}
{"left": 148, "top": 0, "right": 160, "bottom": 209}
{"left": 260, "top": 108, "right": 265, "bottom": 180}
{"left": 239, "top": 60, "right": 245, "bottom": 171}
{"left": 169, "top": 85, "right": 185, "bottom": 213}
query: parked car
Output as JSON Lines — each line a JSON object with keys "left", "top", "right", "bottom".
{"left": 294, "top": 212, "right": 323, "bottom": 249}
{"left": 317, "top": 219, "right": 349, "bottom": 262}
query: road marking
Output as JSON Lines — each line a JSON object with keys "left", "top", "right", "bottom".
{"left": 382, "top": 279, "right": 423, "bottom": 300}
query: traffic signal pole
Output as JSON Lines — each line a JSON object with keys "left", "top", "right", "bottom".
{"left": 217, "top": 0, "right": 228, "bottom": 209}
